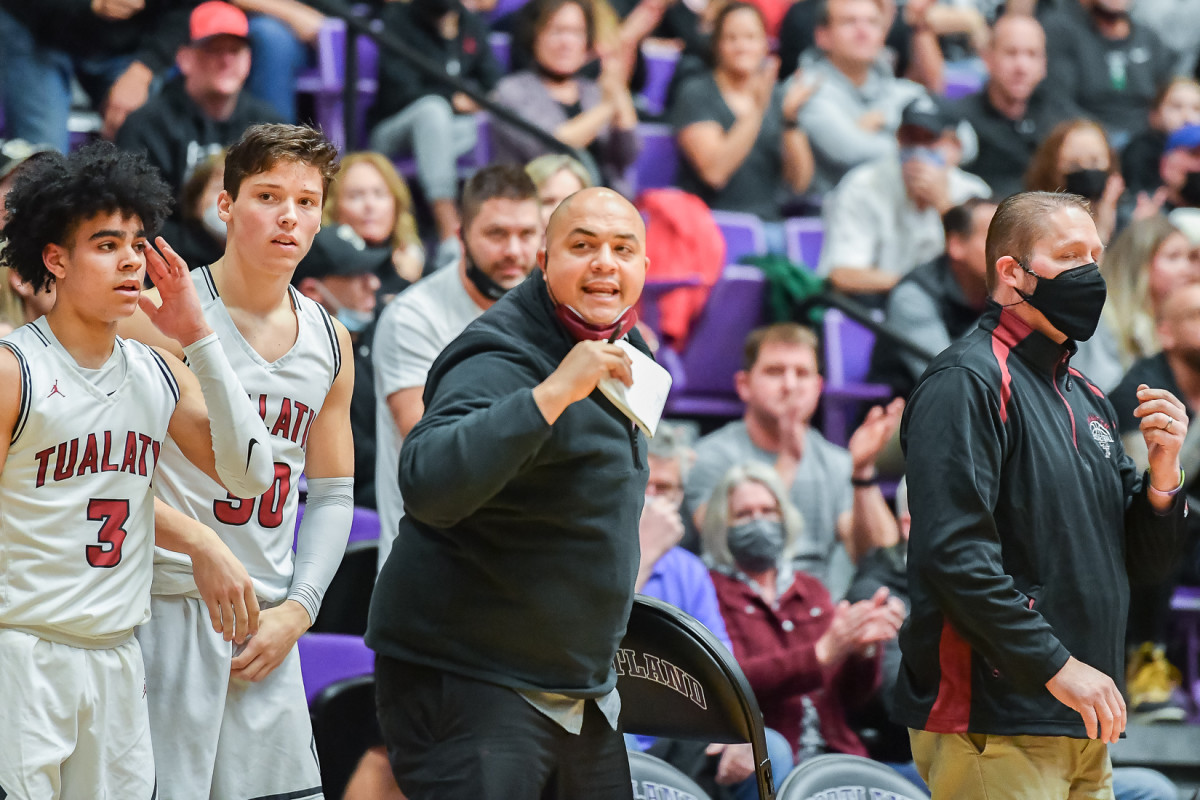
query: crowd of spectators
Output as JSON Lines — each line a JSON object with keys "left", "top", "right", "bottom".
{"left": 6, "top": 0, "right": 1200, "bottom": 794}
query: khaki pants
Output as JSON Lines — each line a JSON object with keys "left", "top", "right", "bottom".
{"left": 909, "top": 729, "right": 1114, "bottom": 800}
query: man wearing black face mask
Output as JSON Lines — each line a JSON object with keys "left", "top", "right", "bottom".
{"left": 1157, "top": 123, "right": 1200, "bottom": 212}
{"left": 1042, "top": 0, "right": 1174, "bottom": 150}
{"left": 898, "top": 191, "right": 1188, "bottom": 798}
{"left": 372, "top": 165, "right": 541, "bottom": 571}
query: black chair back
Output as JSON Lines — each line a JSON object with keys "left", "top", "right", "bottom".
{"left": 628, "top": 750, "right": 714, "bottom": 800}
{"left": 310, "top": 539, "right": 377, "bottom": 636}
{"left": 775, "top": 754, "right": 927, "bottom": 800}
{"left": 618, "top": 594, "right": 775, "bottom": 799}
{"left": 309, "top": 674, "right": 383, "bottom": 799}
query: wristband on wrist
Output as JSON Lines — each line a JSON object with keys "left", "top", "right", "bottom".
{"left": 851, "top": 474, "right": 879, "bottom": 488}
{"left": 1149, "top": 469, "right": 1185, "bottom": 498}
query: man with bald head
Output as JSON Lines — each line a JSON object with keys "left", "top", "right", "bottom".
{"left": 899, "top": 191, "right": 1188, "bottom": 797}
{"left": 956, "top": 14, "right": 1085, "bottom": 198}
{"left": 368, "top": 187, "right": 653, "bottom": 799}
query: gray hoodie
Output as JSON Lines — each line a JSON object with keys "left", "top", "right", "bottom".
{"left": 793, "top": 51, "right": 925, "bottom": 192}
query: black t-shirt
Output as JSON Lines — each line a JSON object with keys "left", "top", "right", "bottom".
{"left": 1042, "top": 4, "right": 1175, "bottom": 147}
{"left": 955, "top": 84, "right": 1083, "bottom": 199}
{"left": 669, "top": 73, "right": 786, "bottom": 220}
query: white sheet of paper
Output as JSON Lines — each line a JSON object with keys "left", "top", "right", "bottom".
{"left": 597, "top": 340, "right": 673, "bottom": 438}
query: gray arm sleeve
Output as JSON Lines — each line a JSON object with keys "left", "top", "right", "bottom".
{"left": 181, "top": 333, "right": 275, "bottom": 499}
{"left": 288, "top": 476, "right": 355, "bottom": 625}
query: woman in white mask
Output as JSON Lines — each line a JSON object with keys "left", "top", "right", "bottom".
{"left": 699, "top": 462, "right": 905, "bottom": 767}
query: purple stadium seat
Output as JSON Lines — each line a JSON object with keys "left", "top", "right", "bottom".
{"left": 489, "top": 31, "right": 512, "bottom": 72}
{"left": 489, "top": 0, "right": 530, "bottom": 22}
{"left": 639, "top": 43, "right": 680, "bottom": 117}
{"left": 820, "top": 309, "right": 892, "bottom": 446}
{"left": 294, "top": 504, "right": 380, "bottom": 547}
{"left": 639, "top": 276, "right": 704, "bottom": 342}
{"left": 943, "top": 63, "right": 985, "bottom": 100}
{"left": 394, "top": 112, "right": 493, "bottom": 181}
{"left": 297, "top": 633, "right": 375, "bottom": 706}
{"left": 297, "top": 18, "right": 380, "bottom": 150}
{"left": 711, "top": 210, "right": 767, "bottom": 265}
{"left": 784, "top": 216, "right": 824, "bottom": 270}
{"left": 663, "top": 264, "right": 767, "bottom": 418}
{"left": 1171, "top": 586, "right": 1200, "bottom": 719}
{"left": 630, "top": 123, "right": 679, "bottom": 196}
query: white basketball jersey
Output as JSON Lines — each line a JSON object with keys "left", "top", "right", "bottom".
{"left": 152, "top": 266, "right": 341, "bottom": 604}
{"left": 0, "top": 320, "right": 178, "bottom": 646}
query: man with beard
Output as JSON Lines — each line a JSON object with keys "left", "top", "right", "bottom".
{"left": 372, "top": 164, "right": 541, "bottom": 569}
{"left": 1042, "top": 0, "right": 1174, "bottom": 151}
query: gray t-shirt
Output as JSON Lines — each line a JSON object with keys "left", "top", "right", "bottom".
{"left": 372, "top": 265, "right": 483, "bottom": 570}
{"left": 684, "top": 419, "right": 856, "bottom": 598}
{"left": 669, "top": 73, "right": 786, "bottom": 221}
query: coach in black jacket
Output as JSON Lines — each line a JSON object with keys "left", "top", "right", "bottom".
{"left": 898, "top": 191, "right": 1188, "bottom": 798}
{"left": 367, "top": 188, "right": 650, "bottom": 800}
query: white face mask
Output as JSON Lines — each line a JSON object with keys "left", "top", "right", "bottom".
{"left": 201, "top": 203, "right": 227, "bottom": 241}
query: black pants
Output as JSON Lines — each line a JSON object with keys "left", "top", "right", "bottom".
{"left": 375, "top": 656, "right": 632, "bottom": 800}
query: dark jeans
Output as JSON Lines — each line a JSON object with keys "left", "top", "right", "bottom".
{"left": 375, "top": 655, "right": 632, "bottom": 800}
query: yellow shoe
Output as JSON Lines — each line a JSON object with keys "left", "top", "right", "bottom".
{"left": 1126, "top": 642, "right": 1187, "bottom": 723}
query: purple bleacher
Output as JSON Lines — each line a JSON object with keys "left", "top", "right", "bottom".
{"left": 639, "top": 43, "right": 680, "bottom": 117}
{"left": 488, "top": 31, "right": 512, "bottom": 73}
{"left": 394, "top": 112, "right": 493, "bottom": 180}
{"left": 294, "top": 504, "right": 381, "bottom": 548}
{"left": 1171, "top": 585, "right": 1200, "bottom": 718}
{"left": 943, "top": 63, "right": 985, "bottom": 101}
{"left": 298, "top": 18, "right": 380, "bottom": 150}
{"left": 820, "top": 309, "right": 892, "bottom": 446}
{"left": 784, "top": 216, "right": 824, "bottom": 270}
{"left": 711, "top": 210, "right": 767, "bottom": 265}
{"left": 639, "top": 276, "right": 704, "bottom": 342}
{"left": 630, "top": 123, "right": 679, "bottom": 196}
{"left": 297, "top": 633, "right": 375, "bottom": 706}
{"left": 488, "top": 0, "right": 530, "bottom": 22}
{"left": 663, "top": 264, "right": 767, "bottom": 418}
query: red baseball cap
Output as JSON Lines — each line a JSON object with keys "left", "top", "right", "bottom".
{"left": 189, "top": 1, "right": 249, "bottom": 43}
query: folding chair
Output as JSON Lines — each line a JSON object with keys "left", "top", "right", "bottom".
{"left": 628, "top": 749, "right": 714, "bottom": 800}
{"left": 774, "top": 753, "right": 927, "bottom": 800}
{"left": 618, "top": 595, "right": 776, "bottom": 799}
{"left": 309, "top": 539, "right": 377, "bottom": 636}
{"left": 297, "top": 631, "right": 375, "bottom": 706}
{"left": 309, "top": 675, "right": 382, "bottom": 800}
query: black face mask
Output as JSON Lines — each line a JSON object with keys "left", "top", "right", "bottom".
{"left": 1015, "top": 261, "right": 1108, "bottom": 342}
{"left": 463, "top": 244, "right": 516, "bottom": 301}
{"left": 1063, "top": 168, "right": 1109, "bottom": 203}
{"left": 727, "top": 519, "right": 786, "bottom": 573}
{"left": 1179, "top": 171, "right": 1200, "bottom": 208}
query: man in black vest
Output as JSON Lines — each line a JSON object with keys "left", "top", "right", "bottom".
{"left": 868, "top": 197, "right": 996, "bottom": 399}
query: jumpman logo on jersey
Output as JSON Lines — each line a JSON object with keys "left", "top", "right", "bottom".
{"left": 47, "top": 380, "right": 65, "bottom": 399}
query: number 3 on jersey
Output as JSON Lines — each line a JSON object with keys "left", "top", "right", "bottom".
{"left": 87, "top": 498, "right": 130, "bottom": 568}
{"left": 213, "top": 462, "right": 291, "bottom": 527}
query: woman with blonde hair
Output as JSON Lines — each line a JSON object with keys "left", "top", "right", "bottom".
{"left": 1103, "top": 215, "right": 1199, "bottom": 366}
{"left": 699, "top": 462, "right": 904, "bottom": 763}
{"left": 525, "top": 153, "right": 594, "bottom": 235}
{"left": 325, "top": 152, "right": 426, "bottom": 292}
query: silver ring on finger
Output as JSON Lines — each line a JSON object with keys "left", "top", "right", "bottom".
{"left": 1167, "top": 418, "right": 1174, "bottom": 433}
